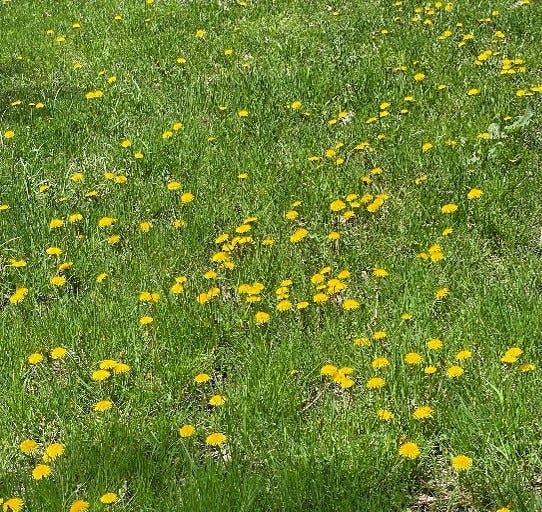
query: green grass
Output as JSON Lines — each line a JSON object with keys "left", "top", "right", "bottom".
{"left": 1, "top": 0, "right": 542, "bottom": 510}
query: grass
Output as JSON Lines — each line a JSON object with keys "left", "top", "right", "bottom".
{"left": 1, "top": 0, "right": 542, "bottom": 510}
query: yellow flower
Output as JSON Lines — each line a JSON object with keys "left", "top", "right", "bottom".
{"left": 366, "top": 376, "right": 385, "bottom": 389}
{"left": 3, "top": 130, "right": 15, "bottom": 139}
{"left": 180, "top": 192, "right": 194, "bottom": 203}
{"left": 96, "top": 273, "right": 108, "bottom": 283}
{"left": 405, "top": 352, "right": 422, "bottom": 365}
{"left": 320, "top": 364, "right": 338, "bottom": 377}
{"left": 100, "top": 359, "right": 118, "bottom": 370}
{"left": 32, "top": 464, "right": 52, "bottom": 480}
{"left": 113, "top": 362, "right": 130, "bottom": 374}
{"left": 140, "top": 221, "right": 153, "bottom": 232}
{"left": 412, "top": 405, "right": 433, "bottom": 420}
{"left": 373, "top": 267, "right": 388, "bottom": 278}
{"left": 209, "top": 395, "right": 226, "bottom": 406}
{"left": 371, "top": 357, "right": 389, "bottom": 369}
{"left": 134, "top": 151, "right": 144, "bottom": 159}
{"left": 451, "top": 454, "right": 473, "bottom": 471}
{"left": 49, "top": 218, "right": 64, "bottom": 229}
{"left": 376, "top": 409, "right": 394, "bottom": 421}
{"left": 467, "top": 188, "right": 483, "bottom": 200}
{"left": 43, "top": 443, "right": 64, "bottom": 461}
{"left": 51, "top": 347, "right": 67, "bottom": 359}
{"left": 277, "top": 300, "right": 292, "bottom": 312}
{"left": 100, "top": 493, "right": 118, "bottom": 504}
{"left": 342, "top": 299, "right": 359, "bottom": 310}
{"left": 91, "top": 369, "right": 111, "bottom": 381}
{"left": 399, "top": 441, "right": 420, "bottom": 459}
{"left": 456, "top": 350, "right": 472, "bottom": 360}
{"left": 441, "top": 203, "right": 458, "bottom": 214}
{"left": 94, "top": 400, "right": 113, "bottom": 412}
{"left": 69, "top": 500, "right": 90, "bottom": 512}
{"left": 467, "top": 88, "right": 480, "bottom": 96}
{"left": 140, "top": 315, "right": 153, "bottom": 325}
{"left": 194, "top": 373, "right": 210, "bottom": 384}
{"left": 254, "top": 311, "right": 270, "bottom": 325}
{"left": 195, "top": 29, "right": 206, "bottom": 38}
{"left": 179, "top": 424, "right": 195, "bottom": 437}
{"left": 98, "top": 216, "right": 117, "bottom": 228}
{"left": 69, "top": 213, "right": 83, "bottom": 223}
{"left": 20, "top": 439, "right": 39, "bottom": 454}
{"left": 313, "top": 292, "right": 328, "bottom": 304}
{"left": 446, "top": 365, "right": 464, "bottom": 378}
{"left": 413, "top": 72, "right": 425, "bottom": 81}
{"left": 435, "top": 287, "right": 449, "bottom": 299}
{"left": 50, "top": 275, "right": 66, "bottom": 287}
{"left": 427, "top": 338, "right": 443, "bottom": 350}
{"left": 28, "top": 353, "right": 44, "bottom": 364}
{"left": 9, "top": 259, "right": 26, "bottom": 267}
{"left": 205, "top": 432, "right": 227, "bottom": 446}
{"left": 10, "top": 287, "right": 29, "bottom": 304}
{"left": 46, "top": 246, "right": 63, "bottom": 256}
{"left": 422, "top": 142, "right": 433, "bottom": 152}
{"left": 296, "top": 301, "right": 309, "bottom": 310}
{"left": 237, "top": 109, "right": 249, "bottom": 118}
{"left": 120, "top": 139, "right": 132, "bottom": 148}
{"left": 2, "top": 498, "right": 24, "bottom": 512}
{"left": 424, "top": 365, "right": 438, "bottom": 375}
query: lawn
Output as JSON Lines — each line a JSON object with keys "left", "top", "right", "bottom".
{"left": 1, "top": 0, "right": 542, "bottom": 510}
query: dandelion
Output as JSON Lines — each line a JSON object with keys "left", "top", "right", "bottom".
{"left": 377, "top": 409, "right": 394, "bottom": 421}
{"left": 206, "top": 432, "right": 227, "bottom": 446}
{"left": 427, "top": 338, "right": 443, "bottom": 350}
{"left": 28, "top": 353, "right": 44, "bottom": 364}
{"left": 422, "top": 142, "right": 433, "bottom": 152}
{"left": 441, "top": 203, "right": 458, "bottom": 214}
{"left": 32, "top": 464, "right": 52, "bottom": 480}
{"left": 20, "top": 439, "right": 39, "bottom": 454}
{"left": 91, "top": 369, "right": 111, "bottom": 381}
{"left": 456, "top": 350, "right": 472, "bottom": 360}
{"left": 467, "top": 188, "right": 483, "bottom": 200}
{"left": 237, "top": 109, "right": 249, "bottom": 118}
{"left": 366, "top": 376, "right": 385, "bottom": 389}
{"left": 254, "top": 311, "right": 270, "bottom": 325}
{"left": 446, "top": 365, "right": 464, "bottom": 378}
{"left": 451, "top": 454, "right": 473, "bottom": 471}
{"left": 140, "top": 315, "right": 153, "bottom": 325}
{"left": 69, "top": 500, "right": 90, "bottom": 512}
{"left": 413, "top": 405, "right": 433, "bottom": 420}
{"left": 209, "top": 395, "right": 226, "bottom": 406}
{"left": 179, "top": 424, "right": 195, "bottom": 437}
{"left": 50, "top": 347, "right": 67, "bottom": 359}
{"left": 2, "top": 498, "right": 24, "bottom": 512}
{"left": 405, "top": 352, "right": 423, "bottom": 365}
{"left": 94, "top": 400, "right": 113, "bottom": 412}
{"left": 342, "top": 299, "right": 359, "bottom": 310}
{"left": 43, "top": 443, "right": 64, "bottom": 461}
{"left": 435, "top": 287, "right": 449, "bottom": 299}
{"left": 373, "top": 267, "right": 388, "bottom": 278}
{"left": 194, "top": 373, "right": 210, "bottom": 384}
{"left": 180, "top": 192, "right": 194, "bottom": 203}
{"left": 399, "top": 442, "right": 420, "bottom": 459}
{"left": 100, "top": 493, "right": 118, "bottom": 505}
